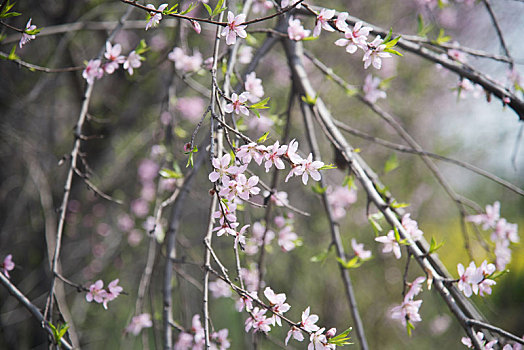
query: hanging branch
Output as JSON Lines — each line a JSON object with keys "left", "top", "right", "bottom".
{"left": 299, "top": 97, "right": 370, "bottom": 350}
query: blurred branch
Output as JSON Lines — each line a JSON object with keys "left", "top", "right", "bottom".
{"left": 0, "top": 51, "right": 83, "bottom": 73}
{"left": 0, "top": 272, "right": 73, "bottom": 350}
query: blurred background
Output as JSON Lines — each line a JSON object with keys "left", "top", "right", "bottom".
{"left": 0, "top": 0, "right": 523, "bottom": 349}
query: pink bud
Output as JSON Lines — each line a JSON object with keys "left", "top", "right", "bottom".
{"left": 503, "top": 96, "right": 510, "bottom": 104}
{"left": 326, "top": 327, "right": 337, "bottom": 339}
{"left": 190, "top": 20, "right": 201, "bottom": 34}
{"left": 184, "top": 143, "right": 192, "bottom": 152}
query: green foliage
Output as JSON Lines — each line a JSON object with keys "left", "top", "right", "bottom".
{"left": 384, "top": 153, "right": 399, "bottom": 174}
{"left": 343, "top": 175, "right": 355, "bottom": 190}
{"left": 336, "top": 256, "right": 363, "bottom": 269}
{"left": 328, "top": 327, "right": 352, "bottom": 346}
{"left": 179, "top": 2, "right": 197, "bottom": 15}
{"left": 383, "top": 28, "right": 403, "bottom": 56}
{"left": 368, "top": 212, "right": 384, "bottom": 234}
{"left": 185, "top": 146, "right": 198, "bottom": 167}
{"left": 301, "top": 93, "right": 318, "bottom": 106}
{"left": 312, "top": 183, "right": 327, "bottom": 194}
{"left": 435, "top": 28, "right": 451, "bottom": 44}
{"left": 428, "top": 236, "right": 444, "bottom": 254}
{"left": 417, "top": 15, "right": 433, "bottom": 37}
{"left": 257, "top": 131, "right": 270, "bottom": 143}
{"left": 135, "top": 39, "right": 149, "bottom": 56}
{"left": 159, "top": 168, "right": 183, "bottom": 179}
{"left": 203, "top": 0, "right": 226, "bottom": 18}
{"left": 49, "top": 322, "right": 69, "bottom": 345}
{"left": 0, "top": 1, "right": 21, "bottom": 18}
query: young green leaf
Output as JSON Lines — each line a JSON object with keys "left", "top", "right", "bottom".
{"left": 343, "top": 175, "right": 355, "bottom": 189}
{"left": 202, "top": 2, "right": 213, "bottom": 16}
{"left": 159, "top": 168, "right": 183, "bottom": 179}
{"left": 301, "top": 94, "right": 318, "bottom": 106}
{"left": 179, "top": 2, "right": 197, "bottom": 15}
{"left": 428, "top": 237, "right": 444, "bottom": 253}
{"left": 384, "top": 153, "right": 399, "bottom": 174}
{"left": 312, "top": 183, "right": 327, "bottom": 195}
{"left": 249, "top": 97, "right": 270, "bottom": 110}
{"left": 257, "top": 131, "right": 270, "bottom": 143}
{"left": 319, "top": 163, "right": 337, "bottom": 170}
{"left": 435, "top": 28, "right": 451, "bottom": 44}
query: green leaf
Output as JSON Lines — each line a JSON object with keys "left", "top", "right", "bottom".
{"left": 245, "top": 34, "right": 258, "bottom": 46}
{"left": 180, "top": 2, "right": 197, "bottom": 15}
{"left": 0, "top": 33, "right": 6, "bottom": 42}
{"left": 393, "top": 226, "right": 401, "bottom": 242}
{"left": 336, "top": 256, "right": 362, "bottom": 269}
{"left": 391, "top": 200, "right": 410, "bottom": 209}
{"left": 345, "top": 87, "right": 358, "bottom": 96}
{"left": 378, "top": 76, "right": 396, "bottom": 90}
{"left": 310, "top": 250, "right": 330, "bottom": 263}
{"left": 406, "top": 320, "right": 415, "bottom": 336}
{"left": 368, "top": 213, "right": 384, "bottom": 234}
{"left": 8, "top": 44, "right": 19, "bottom": 60}
{"left": 166, "top": 3, "right": 179, "bottom": 14}
{"left": 417, "top": 14, "right": 433, "bottom": 37}
{"left": 202, "top": 2, "right": 213, "bottom": 16}
{"left": 159, "top": 168, "right": 183, "bottom": 179}
{"left": 249, "top": 97, "right": 270, "bottom": 110}
{"left": 385, "top": 36, "right": 401, "bottom": 48}
{"left": 251, "top": 108, "right": 261, "bottom": 118}
{"left": 135, "top": 39, "right": 149, "bottom": 55}
{"left": 49, "top": 322, "right": 69, "bottom": 344}
{"left": 329, "top": 327, "right": 353, "bottom": 346}
{"left": 435, "top": 28, "right": 451, "bottom": 44}
{"left": 301, "top": 36, "right": 319, "bottom": 41}
{"left": 212, "top": 0, "right": 225, "bottom": 16}
{"left": 384, "top": 48, "right": 403, "bottom": 56}
{"left": 257, "top": 131, "right": 270, "bottom": 143}
{"left": 319, "top": 163, "right": 337, "bottom": 170}
{"left": 384, "top": 153, "right": 399, "bottom": 174}
{"left": 312, "top": 183, "right": 327, "bottom": 194}
{"left": 343, "top": 175, "right": 355, "bottom": 189}
{"left": 25, "top": 27, "right": 41, "bottom": 35}
{"left": 428, "top": 237, "right": 444, "bottom": 253}
{"left": 301, "top": 94, "right": 318, "bottom": 106}
{"left": 488, "top": 269, "right": 509, "bottom": 280}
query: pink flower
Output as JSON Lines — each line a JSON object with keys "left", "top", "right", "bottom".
{"left": 309, "top": 328, "right": 334, "bottom": 350}
{"left": 351, "top": 239, "right": 371, "bottom": 259}
{"left": 461, "top": 332, "right": 498, "bottom": 349}
{"left": 281, "top": 0, "right": 302, "bottom": 8}
{"left": 264, "top": 141, "right": 287, "bottom": 172}
{"left": 209, "top": 279, "right": 232, "bottom": 298}
{"left": 237, "top": 142, "right": 266, "bottom": 165}
{"left": 103, "top": 42, "right": 126, "bottom": 74}
{"left": 168, "top": 47, "right": 203, "bottom": 73}
{"left": 375, "top": 231, "right": 402, "bottom": 259}
{"left": 236, "top": 174, "right": 260, "bottom": 200}
{"left": 363, "top": 74, "right": 387, "bottom": 103}
{"left": 222, "top": 11, "right": 247, "bottom": 46}
{"left": 244, "top": 72, "right": 265, "bottom": 103}
{"left": 313, "top": 8, "right": 336, "bottom": 37}
{"left": 252, "top": 0, "right": 273, "bottom": 14}
{"left": 285, "top": 139, "right": 303, "bottom": 164}
{"left": 176, "top": 96, "right": 205, "bottom": 123}
{"left": 145, "top": 3, "right": 168, "bottom": 30}
{"left": 286, "top": 326, "right": 304, "bottom": 345}
{"left": 19, "top": 18, "right": 37, "bottom": 48}
{"left": 300, "top": 307, "right": 320, "bottom": 332}
{"left": 103, "top": 279, "right": 123, "bottom": 309}
{"left": 86, "top": 280, "right": 107, "bottom": 304}
{"left": 457, "top": 262, "right": 483, "bottom": 297}
{"left": 278, "top": 226, "right": 298, "bottom": 252}
{"left": 287, "top": 17, "right": 310, "bottom": 41}
{"left": 82, "top": 59, "right": 104, "bottom": 85}
{"left": 235, "top": 224, "right": 250, "bottom": 246}
{"left": 448, "top": 48, "right": 467, "bottom": 63}
{"left": 264, "top": 287, "right": 291, "bottom": 326}
{"left": 335, "top": 12, "right": 349, "bottom": 31}
{"left": 245, "top": 307, "right": 272, "bottom": 333}
{"left": 494, "top": 240, "right": 512, "bottom": 271}
{"left": 224, "top": 92, "right": 250, "bottom": 115}
{"left": 126, "top": 313, "right": 153, "bottom": 335}
{"left": 299, "top": 153, "right": 324, "bottom": 185}
{"left": 335, "top": 21, "right": 372, "bottom": 54}
{"left": 327, "top": 186, "right": 357, "bottom": 220}
{"left": 405, "top": 276, "right": 426, "bottom": 301}
{"left": 401, "top": 214, "right": 424, "bottom": 241}
{"left": 466, "top": 201, "right": 500, "bottom": 230}
{"left": 391, "top": 299, "right": 423, "bottom": 327}
{"left": 363, "top": 36, "right": 392, "bottom": 69}
{"left": 211, "top": 328, "right": 231, "bottom": 349}
{"left": 138, "top": 159, "right": 159, "bottom": 183}
{"left": 123, "top": 50, "right": 142, "bottom": 75}
{"left": 238, "top": 46, "right": 253, "bottom": 64}
{"left": 236, "top": 291, "right": 257, "bottom": 312}
{"left": 208, "top": 153, "right": 243, "bottom": 183}
{"left": 1, "top": 254, "right": 15, "bottom": 278}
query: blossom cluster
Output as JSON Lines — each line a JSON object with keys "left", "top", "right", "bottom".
{"left": 461, "top": 331, "right": 498, "bottom": 349}
{"left": 175, "top": 314, "right": 230, "bottom": 350}
{"left": 391, "top": 276, "right": 425, "bottom": 329}
{"left": 457, "top": 260, "right": 496, "bottom": 298}
{"left": 333, "top": 15, "right": 392, "bottom": 69}
{"left": 208, "top": 139, "right": 325, "bottom": 244}
{"left": 168, "top": 47, "right": 203, "bottom": 73}
{"left": 83, "top": 42, "right": 143, "bottom": 84}
{"left": 375, "top": 213, "right": 424, "bottom": 259}
{"left": 85, "top": 278, "right": 123, "bottom": 309}
{"left": 223, "top": 72, "right": 266, "bottom": 116}
{"left": 326, "top": 185, "right": 357, "bottom": 220}
{"left": 466, "top": 201, "right": 519, "bottom": 270}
